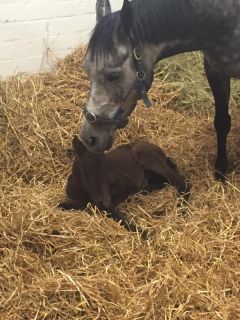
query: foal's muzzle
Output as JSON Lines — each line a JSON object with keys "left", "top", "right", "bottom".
{"left": 85, "top": 133, "right": 113, "bottom": 151}
{"left": 80, "top": 120, "right": 115, "bottom": 153}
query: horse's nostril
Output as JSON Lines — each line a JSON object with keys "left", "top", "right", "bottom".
{"left": 89, "top": 136, "right": 98, "bottom": 147}
{"left": 106, "top": 136, "right": 113, "bottom": 150}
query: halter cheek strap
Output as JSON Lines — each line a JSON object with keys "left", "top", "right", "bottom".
{"left": 83, "top": 46, "right": 152, "bottom": 129}
{"left": 132, "top": 48, "right": 152, "bottom": 108}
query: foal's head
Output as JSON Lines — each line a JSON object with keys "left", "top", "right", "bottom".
{"left": 72, "top": 135, "right": 105, "bottom": 170}
{"left": 80, "top": 0, "right": 154, "bottom": 152}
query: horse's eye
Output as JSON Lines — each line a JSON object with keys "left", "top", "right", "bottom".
{"left": 106, "top": 72, "right": 121, "bottom": 82}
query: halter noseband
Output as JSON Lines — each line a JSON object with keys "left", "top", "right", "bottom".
{"left": 83, "top": 44, "right": 152, "bottom": 129}
{"left": 83, "top": 106, "right": 129, "bottom": 129}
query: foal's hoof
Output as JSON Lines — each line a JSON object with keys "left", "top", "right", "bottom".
{"left": 58, "top": 199, "right": 86, "bottom": 211}
{"left": 58, "top": 201, "right": 81, "bottom": 210}
{"left": 140, "top": 229, "right": 149, "bottom": 241}
{"left": 58, "top": 202, "right": 70, "bottom": 210}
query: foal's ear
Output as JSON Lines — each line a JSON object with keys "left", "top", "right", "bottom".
{"left": 120, "top": 0, "right": 133, "bottom": 32}
{"left": 96, "top": 0, "right": 112, "bottom": 23}
{"left": 72, "top": 135, "right": 87, "bottom": 156}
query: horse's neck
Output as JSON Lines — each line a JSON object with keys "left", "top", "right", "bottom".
{"left": 143, "top": 39, "right": 202, "bottom": 67}
{"left": 139, "top": 0, "right": 231, "bottom": 64}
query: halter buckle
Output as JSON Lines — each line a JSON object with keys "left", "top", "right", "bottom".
{"left": 136, "top": 70, "right": 145, "bottom": 81}
{"left": 85, "top": 111, "right": 97, "bottom": 123}
{"left": 133, "top": 48, "right": 142, "bottom": 61}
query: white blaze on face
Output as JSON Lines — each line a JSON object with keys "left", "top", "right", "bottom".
{"left": 84, "top": 44, "right": 136, "bottom": 119}
{"left": 87, "top": 82, "right": 120, "bottom": 118}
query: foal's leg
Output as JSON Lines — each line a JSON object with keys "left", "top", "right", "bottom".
{"left": 204, "top": 55, "right": 231, "bottom": 181}
{"left": 132, "top": 143, "right": 190, "bottom": 197}
{"left": 106, "top": 208, "right": 147, "bottom": 239}
{"left": 58, "top": 199, "right": 87, "bottom": 210}
{"left": 146, "top": 161, "right": 189, "bottom": 196}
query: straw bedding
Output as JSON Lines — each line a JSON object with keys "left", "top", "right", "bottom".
{"left": 0, "top": 48, "right": 240, "bottom": 320}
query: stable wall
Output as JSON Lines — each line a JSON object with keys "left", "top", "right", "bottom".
{"left": 0, "top": 0, "right": 122, "bottom": 77}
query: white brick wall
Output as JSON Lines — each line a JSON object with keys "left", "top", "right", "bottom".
{"left": 0, "top": 0, "right": 122, "bottom": 78}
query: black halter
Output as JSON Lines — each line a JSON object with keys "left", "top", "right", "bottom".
{"left": 83, "top": 43, "right": 152, "bottom": 129}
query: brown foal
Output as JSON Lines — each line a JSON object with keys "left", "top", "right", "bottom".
{"left": 59, "top": 136, "right": 190, "bottom": 236}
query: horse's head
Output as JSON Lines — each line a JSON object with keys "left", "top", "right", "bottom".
{"left": 80, "top": 0, "right": 154, "bottom": 152}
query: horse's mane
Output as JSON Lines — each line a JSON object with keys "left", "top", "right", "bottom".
{"left": 133, "top": 0, "right": 198, "bottom": 42}
{"left": 87, "top": 12, "right": 120, "bottom": 63}
{"left": 87, "top": 0, "right": 200, "bottom": 62}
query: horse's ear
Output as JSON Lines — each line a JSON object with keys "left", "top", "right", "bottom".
{"left": 96, "top": 0, "right": 112, "bottom": 23}
{"left": 120, "top": 0, "right": 133, "bottom": 32}
{"left": 72, "top": 135, "right": 87, "bottom": 156}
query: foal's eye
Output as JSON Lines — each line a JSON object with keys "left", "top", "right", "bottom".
{"left": 106, "top": 72, "right": 121, "bottom": 82}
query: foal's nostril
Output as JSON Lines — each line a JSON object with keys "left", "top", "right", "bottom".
{"left": 89, "top": 136, "right": 98, "bottom": 147}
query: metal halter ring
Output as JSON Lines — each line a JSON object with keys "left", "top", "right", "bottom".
{"left": 133, "top": 48, "right": 142, "bottom": 61}
{"left": 136, "top": 70, "right": 145, "bottom": 81}
{"left": 85, "top": 111, "right": 97, "bottom": 123}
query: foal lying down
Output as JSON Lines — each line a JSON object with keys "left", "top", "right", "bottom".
{"left": 60, "top": 136, "right": 190, "bottom": 235}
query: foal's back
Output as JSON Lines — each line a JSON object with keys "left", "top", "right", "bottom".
{"left": 106, "top": 143, "right": 145, "bottom": 188}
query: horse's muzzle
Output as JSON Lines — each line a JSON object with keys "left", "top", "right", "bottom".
{"left": 80, "top": 119, "right": 114, "bottom": 152}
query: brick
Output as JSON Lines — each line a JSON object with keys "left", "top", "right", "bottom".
{"left": 25, "top": 1, "right": 80, "bottom": 21}
{"left": 0, "top": 4, "right": 27, "bottom": 22}
{"left": 0, "top": 20, "right": 47, "bottom": 41}
{"left": 0, "top": 55, "right": 45, "bottom": 78}
{"left": 0, "top": 0, "right": 123, "bottom": 77}
{"left": 46, "top": 32, "right": 83, "bottom": 52}
{"left": 47, "top": 16, "right": 90, "bottom": 35}
{"left": 0, "top": 38, "right": 48, "bottom": 60}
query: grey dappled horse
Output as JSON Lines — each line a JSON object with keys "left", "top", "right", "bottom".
{"left": 81, "top": 0, "right": 240, "bottom": 181}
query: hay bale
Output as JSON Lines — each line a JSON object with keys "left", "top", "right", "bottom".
{"left": 0, "top": 48, "right": 240, "bottom": 320}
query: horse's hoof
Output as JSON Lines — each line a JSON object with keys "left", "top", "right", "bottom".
{"left": 215, "top": 158, "right": 228, "bottom": 182}
{"left": 214, "top": 170, "right": 227, "bottom": 183}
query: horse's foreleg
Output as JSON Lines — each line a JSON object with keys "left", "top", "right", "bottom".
{"left": 204, "top": 55, "right": 231, "bottom": 181}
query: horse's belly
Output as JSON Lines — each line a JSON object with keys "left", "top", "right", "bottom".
{"left": 205, "top": 50, "right": 240, "bottom": 78}
{"left": 219, "top": 63, "right": 240, "bottom": 79}
{"left": 206, "top": 21, "right": 240, "bottom": 78}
